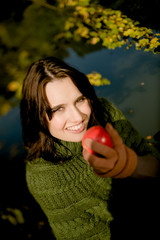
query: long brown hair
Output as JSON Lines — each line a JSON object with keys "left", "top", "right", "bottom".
{"left": 20, "top": 57, "right": 106, "bottom": 162}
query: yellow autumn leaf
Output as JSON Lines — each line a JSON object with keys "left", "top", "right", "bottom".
{"left": 0, "top": 102, "right": 11, "bottom": 116}
{"left": 146, "top": 136, "right": 152, "bottom": 140}
{"left": 87, "top": 72, "right": 110, "bottom": 86}
{"left": 90, "top": 37, "right": 100, "bottom": 45}
{"left": 150, "top": 37, "right": 159, "bottom": 44}
{"left": 7, "top": 81, "right": 20, "bottom": 92}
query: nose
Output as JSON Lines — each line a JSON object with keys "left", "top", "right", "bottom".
{"left": 68, "top": 106, "right": 83, "bottom": 122}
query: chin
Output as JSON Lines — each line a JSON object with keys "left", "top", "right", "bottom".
{"left": 65, "top": 133, "right": 85, "bottom": 143}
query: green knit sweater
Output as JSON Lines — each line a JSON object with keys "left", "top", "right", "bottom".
{"left": 26, "top": 98, "right": 159, "bottom": 240}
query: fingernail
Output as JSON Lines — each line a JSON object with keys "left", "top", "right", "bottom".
{"left": 106, "top": 123, "right": 111, "bottom": 130}
{"left": 84, "top": 138, "right": 92, "bottom": 147}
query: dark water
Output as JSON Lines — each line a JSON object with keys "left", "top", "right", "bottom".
{"left": 66, "top": 46, "right": 160, "bottom": 137}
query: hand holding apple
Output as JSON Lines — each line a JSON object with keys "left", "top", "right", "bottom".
{"left": 82, "top": 123, "right": 138, "bottom": 178}
{"left": 82, "top": 125, "right": 113, "bottom": 156}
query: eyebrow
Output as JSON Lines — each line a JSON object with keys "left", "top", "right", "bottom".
{"left": 51, "top": 104, "right": 64, "bottom": 112}
{"left": 50, "top": 94, "right": 84, "bottom": 111}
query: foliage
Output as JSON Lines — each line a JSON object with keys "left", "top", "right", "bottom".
{"left": 1, "top": 208, "right": 24, "bottom": 225}
{"left": 58, "top": 2, "right": 160, "bottom": 52}
{"left": 87, "top": 72, "right": 110, "bottom": 86}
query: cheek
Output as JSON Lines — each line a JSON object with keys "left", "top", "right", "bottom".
{"left": 82, "top": 103, "right": 91, "bottom": 117}
{"left": 48, "top": 116, "right": 65, "bottom": 133}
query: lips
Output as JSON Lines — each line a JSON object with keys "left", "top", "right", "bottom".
{"left": 66, "top": 121, "right": 85, "bottom": 133}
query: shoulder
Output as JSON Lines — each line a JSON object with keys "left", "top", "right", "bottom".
{"left": 26, "top": 157, "right": 53, "bottom": 174}
{"left": 98, "top": 97, "right": 126, "bottom": 123}
{"left": 98, "top": 98, "right": 145, "bottom": 150}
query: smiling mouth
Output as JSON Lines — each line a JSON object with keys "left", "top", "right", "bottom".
{"left": 66, "top": 121, "right": 84, "bottom": 132}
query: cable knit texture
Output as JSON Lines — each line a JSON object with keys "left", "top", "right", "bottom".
{"left": 26, "top": 98, "right": 160, "bottom": 240}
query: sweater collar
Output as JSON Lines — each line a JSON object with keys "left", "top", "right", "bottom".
{"left": 56, "top": 139, "right": 83, "bottom": 157}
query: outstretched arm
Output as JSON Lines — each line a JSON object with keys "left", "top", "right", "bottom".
{"left": 83, "top": 123, "right": 159, "bottom": 179}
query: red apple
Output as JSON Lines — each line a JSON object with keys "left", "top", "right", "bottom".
{"left": 82, "top": 125, "right": 113, "bottom": 155}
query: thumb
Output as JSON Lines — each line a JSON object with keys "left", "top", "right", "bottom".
{"left": 105, "top": 123, "right": 123, "bottom": 147}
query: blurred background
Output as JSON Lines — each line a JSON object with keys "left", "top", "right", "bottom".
{"left": 0, "top": 0, "right": 160, "bottom": 239}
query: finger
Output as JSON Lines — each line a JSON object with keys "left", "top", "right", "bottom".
{"left": 105, "top": 123, "right": 123, "bottom": 146}
{"left": 83, "top": 146, "right": 117, "bottom": 172}
{"left": 82, "top": 148, "right": 92, "bottom": 165}
{"left": 91, "top": 157, "right": 117, "bottom": 174}
{"left": 83, "top": 147, "right": 117, "bottom": 173}
{"left": 84, "top": 138, "right": 115, "bottom": 158}
{"left": 101, "top": 144, "right": 127, "bottom": 177}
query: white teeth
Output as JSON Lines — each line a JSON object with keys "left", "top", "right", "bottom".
{"left": 67, "top": 122, "right": 83, "bottom": 131}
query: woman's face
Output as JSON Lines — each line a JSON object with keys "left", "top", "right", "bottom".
{"left": 45, "top": 77, "right": 91, "bottom": 142}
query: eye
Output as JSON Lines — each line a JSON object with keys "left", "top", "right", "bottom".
{"left": 77, "top": 96, "right": 86, "bottom": 103}
{"left": 53, "top": 107, "right": 64, "bottom": 113}
{"left": 47, "top": 106, "right": 64, "bottom": 120}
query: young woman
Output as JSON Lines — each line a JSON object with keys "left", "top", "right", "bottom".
{"left": 20, "top": 57, "right": 160, "bottom": 240}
